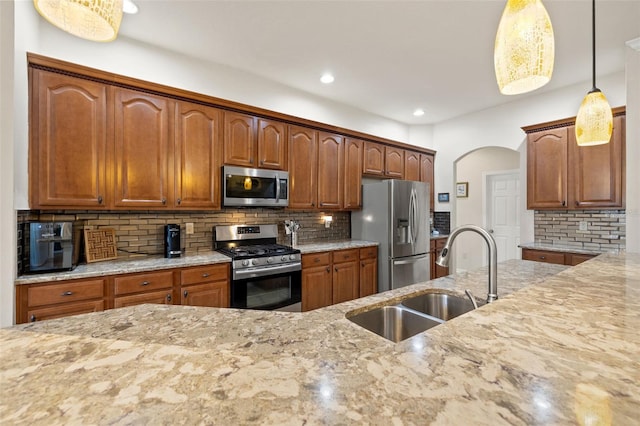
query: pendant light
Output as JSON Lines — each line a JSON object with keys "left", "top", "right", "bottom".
{"left": 33, "top": 0, "right": 123, "bottom": 42}
{"left": 494, "top": 0, "right": 555, "bottom": 95}
{"left": 575, "top": 0, "right": 613, "bottom": 146}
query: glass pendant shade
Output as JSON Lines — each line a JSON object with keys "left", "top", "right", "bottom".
{"left": 575, "top": 89, "right": 613, "bottom": 146}
{"left": 33, "top": 0, "right": 123, "bottom": 42}
{"left": 494, "top": 0, "right": 555, "bottom": 95}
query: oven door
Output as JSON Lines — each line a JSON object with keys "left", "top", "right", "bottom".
{"left": 223, "top": 166, "right": 289, "bottom": 207}
{"left": 231, "top": 265, "right": 301, "bottom": 311}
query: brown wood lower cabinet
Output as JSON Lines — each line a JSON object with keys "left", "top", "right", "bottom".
{"left": 521, "top": 248, "right": 596, "bottom": 266}
{"left": 180, "top": 264, "right": 229, "bottom": 308}
{"left": 301, "top": 246, "right": 378, "bottom": 312}
{"left": 431, "top": 239, "right": 450, "bottom": 279}
{"left": 16, "top": 263, "right": 230, "bottom": 324}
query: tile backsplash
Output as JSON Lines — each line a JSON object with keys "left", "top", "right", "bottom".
{"left": 18, "top": 209, "right": 350, "bottom": 260}
{"left": 534, "top": 210, "right": 625, "bottom": 251}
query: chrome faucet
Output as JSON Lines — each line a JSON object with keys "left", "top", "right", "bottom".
{"left": 436, "top": 224, "right": 498, "bottom": 303}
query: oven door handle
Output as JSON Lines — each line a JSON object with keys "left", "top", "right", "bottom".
{"left": 233, "top": 262, "right": 302, "bottom": 280}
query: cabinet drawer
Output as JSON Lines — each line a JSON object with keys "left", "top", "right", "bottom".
{"left": 522, "top": 249, "right": 565, "bottom": 265}
{"left": 333, "top": 249, "right": 359, "bottom": 264}
{"left": 566, "top": 253, "right": 596, "bottom": 266}
{"left": 435, "top": 238, "right": 447, "bottom": 250}
{"left": 181, "top": 264, "right": 228, "bottom": 286}
{"left": 28, "top": 300, "right": 104, "bottom": 322}
{"left": 114, "top": 290, "right": 173, "bottom": 308}
{"left": 359, "top": 246, "right": 377, "bottom": 260}
{"left": 27, "top": 279, "right": 105, "bottom": 307}
{"left": 114, "top": 271, "right": 173, "bottom": 295}
{"left": 302, "top": 252, "right": 331, "bottom": 268}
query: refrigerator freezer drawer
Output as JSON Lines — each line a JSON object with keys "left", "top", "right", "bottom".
{"left": 390, "top": 254, "right": 430, "bottom": 290}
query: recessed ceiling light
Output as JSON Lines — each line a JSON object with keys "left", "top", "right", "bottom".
{"left": 413, "top": 109, "right": 425, "bottom": 117}
{"left": 320, "top": 73, "right": 335, "bottom": 84}
{"left": 123, "top": 0, "right": 139, "bottom": 14}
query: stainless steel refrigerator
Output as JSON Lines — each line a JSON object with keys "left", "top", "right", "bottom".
{"left": 352, "top": 180, "right": 430, "bottom": 293}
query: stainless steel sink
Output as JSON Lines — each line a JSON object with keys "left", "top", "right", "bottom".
{"left": 401, "top": 292, "right": 479, "bottom": 321}
{"left": 347, "top": 305, "right": 442, "bottom": 343}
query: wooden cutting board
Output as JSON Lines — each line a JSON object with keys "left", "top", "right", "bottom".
{"left": 84, "top": 228, "right": 117, "bottom": 263}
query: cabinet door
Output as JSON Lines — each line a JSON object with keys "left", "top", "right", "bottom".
{"left": 385, "top": 146, "right": 404, "bottom": 178}
{"left": 288, "top": 125, "right": 317, "bottom": 209}
{"left": 344, "top": 138, "right": 363, "bottom": 210}
{"left": 257, "top": 119, "right": 287, "bottom": 170}
{"left": 359, "top": 257, "right": 377, "bottom": 298}
{"left": 404, "top": 151, "right": 421, "bottom": 181}
{"left": 181, "top": 282, "right": 229, "bottom": 308}
{"left": 32, "top": 70, "right": 108, "bottom": 208}
{"left": 175, "top": 101, "right": 222, "bottom": 209}
{"left": 568, "top": 116, "right": 624, "bottom": 208}
{"left": 332, "top": 260, "right": 359, "bottom": 304}
{"left": 223, "top": 111, "right": 256, "bottom": 167}
{"left": 302, "top": 265, "right": 332, "bottom": 311}
{"left": 434, "top": 239, "right": 450, "bottom": 278}
{"left": 317, "top": 131, "right": 344, "bottom": 209}
{"left": 114, "top": 291, "right": 173, "bottom": 308}
{"left": 363, "top": 142, "right": 385, "bottom": 176}
{"left": 114, "top": 88, "right": 172, "bottom": 208}
{"left": 527, "top": 128, "right": 568, "bottom": 209}
{"left": 420, "top": 154, "right": 435, "bottom": 211}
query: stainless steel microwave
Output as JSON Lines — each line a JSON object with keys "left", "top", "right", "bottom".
{"left": 223, "top": 166, "right": 289, "bottom": 207}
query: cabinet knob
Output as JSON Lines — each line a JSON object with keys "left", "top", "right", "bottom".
{"left": 183, "top": 290, "right": 188, "bottom": 298}
{"left": 202, "top": 273, "right": 210, "bottom": 278}
{"left": 260, "top": 160, "right": 264, "bottom": 165}
{"left": 326, "top": 267, "right": 330, "bottom": 273}
{"left": 162, "top": 198, "right": 167, "bottom": 205}
{"left": 312, "top": 203, "right": 315, "bottom": 207}
{"left": 562, "top": 201, "right": 566, "bottom": 207}
{"left": 177, "top": 198, "right": 182, "bottom": 205}
{"left": 166, "top": 294, "right": 172, "bottom": 302}
{"left": 249, "top": 158, "right": 253, "bottom": 164}
{"left": 141, "top": 281, "right": 150, "bottom": 286}
{"left": 61, "top": 291, "right": 74, "bottom": 296}
{"left": 540, "top": 256, "right": 546, "bottom": 260}
{"left": 361, "top": 262, "right": 365, "bottom": 267}
{"left": 334, "top": 267, "right": 338, "bottom": 272}
{"left": 575, "top": 201, "right": 579, "bottom": 206}
{"left": 97, "top": 195, "right": 103, "bottom": 204}
{"left": 30, "top": 314, "right": 36, "bottom": 322}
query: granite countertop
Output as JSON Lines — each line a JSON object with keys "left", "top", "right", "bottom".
{"left": 15, "top": 240, "right": 378, "bottom": 285}
{"left": 519, "top": 241, "right": 617, "bottom": 256}
{"left": 3, "top": 253, "right": 639, "bottom": 424}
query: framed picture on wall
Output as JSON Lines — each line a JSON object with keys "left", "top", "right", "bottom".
{"left": 456, "top": 182, "right": 469, "bottom": 198}
{"left": 437, "top": 193, "right": 450, "bottom": 203}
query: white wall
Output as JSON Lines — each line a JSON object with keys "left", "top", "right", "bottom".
{"left": 1, "top": 0, "right": 16, "bottom": 327}
{"left": 454, "top": 147, "right": 520, "bottom": 271}
{"left": 625, "top": 39, "right": 640, "bottom": 253}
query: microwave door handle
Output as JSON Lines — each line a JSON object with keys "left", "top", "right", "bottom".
{"left": 275, "top": 174, "right": 281, "bottom": 203}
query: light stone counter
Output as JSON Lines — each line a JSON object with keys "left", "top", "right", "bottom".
{"left": 2, "top": 254, "right": 640, "bottom": 424}
{"left": 15, "top": 240, "right": 377, "bottom": 285}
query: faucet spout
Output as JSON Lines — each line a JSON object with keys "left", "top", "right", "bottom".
{"left": 436, "top": 224, "right": 498, "bottom": 303}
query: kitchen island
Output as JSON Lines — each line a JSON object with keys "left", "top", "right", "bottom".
{"left": 2, "top": 253, "right": 639, "bottom": 424}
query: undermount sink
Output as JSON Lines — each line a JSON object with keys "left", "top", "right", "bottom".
{"left": 401, "top": 292, "right": 480, "bottom": 321}
{"left": 347, "top": 305, "right": 442, "bottom": 343}
{"left": 347, "top": 291, "right": 482, "bottom": 343}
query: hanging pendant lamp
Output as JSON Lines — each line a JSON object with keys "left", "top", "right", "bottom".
{"left": 33, "top": 0, "right": 123, "bottom": 42}
{"left": 494, "top": 0, "right": 555, "bottom": 95}
{"left": 575, "top": 0, "right": 613, "bottom": 146}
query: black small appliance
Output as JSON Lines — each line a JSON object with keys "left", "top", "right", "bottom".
{"left": 164, "top": 224, "right": 181, "bottom": 258}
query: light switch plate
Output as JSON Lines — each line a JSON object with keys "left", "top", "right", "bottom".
{"left": 186, "top": 223, "right": 194, "bottom": 234}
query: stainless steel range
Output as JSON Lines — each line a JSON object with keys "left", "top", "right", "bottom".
{"left": 214, "top": 224, "right": 302, "bottom": 311}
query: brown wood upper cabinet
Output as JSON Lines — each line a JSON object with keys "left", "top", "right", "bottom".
{"left": 288, "top": 125, "right": 318, "bottom": 209}
{"left": 420, "top": 153, "right": 435, "bottom": 211}
{"left": 317, "top": 131, "right": 344, "bottom": 210}
{"left": 30, "top": 69, "right": 109, "bottom": 209}
{"left": 362, "top": 141, "right": 405, "bottom": 179}
{"left": 344, "top": 138, "right": 363, "bottom": 210}
{"left": 175, "top": 101, "right": 222, "bottom": 209}
{"left": 404, "top": 150, "right": 421, "bottom": 181}
{"left": 385, "top": 146, "right": 404, "bottom": 179}
{"left": 223, "top": 112, "right": 287, "bottom": 170}
{"left": 526, "top": 110, "right": 625, "bottom": 210}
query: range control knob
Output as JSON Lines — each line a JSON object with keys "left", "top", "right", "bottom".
{"left": 267, "top": 257, "right": 274, "bottom": 264}
{"left": 281, "top": 256, "right": 287, "bottom": 261}
{"left": 289, "top": 254, "right": 296, "bottom": 260}
{"left": 241, "top": 260, "right": 249, "bottom": 267}
{"left": 252, "top": 259, "right": 260, "bottom": 266}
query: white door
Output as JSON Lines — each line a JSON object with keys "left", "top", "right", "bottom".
{"left": 486, "top": 172, "right": 520, "bottom": 262}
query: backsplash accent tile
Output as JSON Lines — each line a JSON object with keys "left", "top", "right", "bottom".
{"left": 534, "top": 210, "right": 625, "bottom": 251}
{"left": 20, "top": 209, "right": 350, "bottom": 259}
{"left": 433, "top": 211, "right": 451, "bottom": 235}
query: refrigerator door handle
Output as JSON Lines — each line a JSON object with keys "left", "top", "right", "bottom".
{"left": 409, "top": 189, "right": 418, "bottom": 244}
{"left": 393, "top": 254, "right": 428, "bottom": 265}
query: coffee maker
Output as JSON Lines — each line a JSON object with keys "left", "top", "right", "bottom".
{"left": 164, "top": 224, "right": 181, "bottom": 258}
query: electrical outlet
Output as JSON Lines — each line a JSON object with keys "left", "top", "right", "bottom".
{"left": 579, "top": 221, "right": 588, "bottom": 231}
{"left": 186, "top": 223, "right": 194, "bottom": 235}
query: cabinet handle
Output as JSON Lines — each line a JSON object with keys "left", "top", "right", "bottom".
{"left": 202, "top": 273, "right": 210, "bottom": 278}
{"left": 61, "top": 291, "right": 74, "bottom": 296}
{"left": 334, "top": 267, "right": 338, "bottom": 272}
{"left": 177, "top": 198, "right": 182, "bottom": 205}
{"left": 166, "top": 294, "right": 172, "bottom": 302}
{"left": 97, "top": 195, "right": 103, "bottom": 204}
{"left": 540, "top": 256, "right": 546, "bottom": 260}
{"left": 314, "top": 258, "right": 320, "bottom": 263}
{"left": 30, "top": 314, "right": 36, "bottom": 322}
{"left": 183, "top": 290, "right": 188, "bottom": 298}
{"left": 162, "top": 198, "right": 167, "bottom": 205}
{"left": 141, "top": 281, "right": 150, "bottom": 286}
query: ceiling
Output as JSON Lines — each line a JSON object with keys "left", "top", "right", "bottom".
{"left": 118, "top": 1, "right": 640, "bottom": 125}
